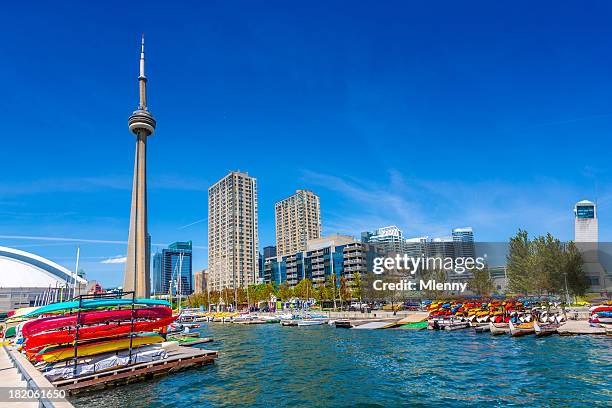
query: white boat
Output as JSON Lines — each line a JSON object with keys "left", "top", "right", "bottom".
{"left": 489, "top": 322, "right": 510, "bottom": 335}
{"left": 444, "top": 321, "right": 470, "bottom": 331}
{"left": 533, "top": 321, "right": 559, "bottom": 337}
{"left": 296, "top": 319, "right": 326, "bottom": 326}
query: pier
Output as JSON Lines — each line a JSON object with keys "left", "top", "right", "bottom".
{"left": 1, "top": 345, "right": 74, "bottom": 408}
{"left": 53, "top": 346, "right": 217, "bottom": 395}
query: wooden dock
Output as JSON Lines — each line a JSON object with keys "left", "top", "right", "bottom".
{"left": 53, "top": 346, "right": 218, "bottom": 395}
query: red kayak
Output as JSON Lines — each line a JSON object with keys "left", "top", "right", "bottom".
{"left": 24, "top": 316, "right": 176, "bottom": 352}
{"left": 22, "top": 306, "right": 172, "bottom": 338}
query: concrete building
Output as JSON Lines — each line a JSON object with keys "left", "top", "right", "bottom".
{"left": 194, "top": 269, "right": 208, "bottom": 294}
{"left": 574, "top": 200, "right": 607, "bottom": 291}
{"left": 124, "top": 35, "right": 157, "bottom": 298}
{"left": 0, "top": 247, "right": 87, "bottom": 313}
{"left": 275, "top": 190, "right": 321, "bottom": 256}
{"left": 152, "top": 242, "right": 193, "bottom": 296}
{"left": 452, "top": 227, "right": 475, "bottom": 258}
{"left": 263, "top": 235, "right": 381, "bottom": 287}
{"left": 361, "top": 226, "right": 407, "bottom": 254}
{"left": 208, "top": 171, "right": 259, "bottom": 292}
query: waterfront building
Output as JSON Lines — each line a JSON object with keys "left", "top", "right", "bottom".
{"left": 275, "top": 190, "right": 322, "bottom": 256}
{"left": 361, "top": 226, "right": 407, "bottom": 254}
{"left": 124, "top": 35, "right": 157, "bottom": 298}
{"left": 574, "top": 200, "right": 608, "bottom": 291}
{"left": 263, "top": 235, "right": 380, "bottom": 287}
{"left": 452, "top": 227, "right": 475, "bottom": 258}
{"left": 405, "top": 236, "right": 430, "bottom": 258}
{"left": 194, "top": 269, "right": 208, "bottom": 294}
{"left": 208, "top": 171, "right": 259, "bottom": 292}
{"left": 0, "top": 246, "right": 87, "bottom": 313}
{"left": 152, "top": 242, "right": 193, "bottom": 296}
{"left": 430, "top": 236, "right": 455, "bottom": 258}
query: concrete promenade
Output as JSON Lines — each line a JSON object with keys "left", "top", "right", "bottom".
{"left": 1, "top": 346, "right": 73, "bottom": 408}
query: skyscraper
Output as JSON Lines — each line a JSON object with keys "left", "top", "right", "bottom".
{"left": 208, "top": 171, "right": 259, "bottom": 292}
{"left": 194, "top": 269, "right": 208, "bottom": 294}
{"left": 275, "top": 190, "right": 322, "bottom": 256}
{"left": 124, "top": 35, "right": 156, "bottom": 298}
{"left": 152, "top": 242, "right": 193, "bottom": 296}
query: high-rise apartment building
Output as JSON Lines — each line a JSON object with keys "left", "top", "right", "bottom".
{"left": 275, "top": 190, "right": 321, "bottom": 256}
{"left": 361, "top": 226, "right": 407, "bottom": 254}
{"left": 452, "top": 227, "right": 475, "bottom": 258}
{"left": 208, "top": 171, "right": 259, "bottom": 292}
{"left": 193, "top": 269, "right": 208, "bottom": 294}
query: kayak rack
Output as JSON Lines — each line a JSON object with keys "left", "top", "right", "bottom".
{"left": 70, "top": 291, "right": 139, "bottom": 376}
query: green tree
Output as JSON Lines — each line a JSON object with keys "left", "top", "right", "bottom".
{"left": 468, "top": 265, "right": 494, "bottom": 296}
{"left": 293, "top": 279, "right": 313, "bottom": 299}
{"left": 507, "top": 229, "right": 532, "bottom": 293}
{"left": 563, "top": 241, "right": 588, "bottom": 297}
{"left": 351, "top": 272, "right": 363, "bottom": 301}
{"left": 279, "top": 282, "right": 293, "bottom": 301}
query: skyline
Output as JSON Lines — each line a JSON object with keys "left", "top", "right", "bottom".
{"left": 2, "top": 1, "right": 612, "bottom": 286}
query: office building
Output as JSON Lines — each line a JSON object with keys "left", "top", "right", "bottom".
{"left": 275, "top": 190, "right": 322, "bottom": 256}
{"left": 152, "top": 241, "right": 193, "bottom": 296}
{"left": 263, "top": 234, "right": 381, "bottom": 287}
{"left": 208, "top": 171, "right": 259, "bottom": 291}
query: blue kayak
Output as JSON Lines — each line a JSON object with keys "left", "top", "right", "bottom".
{"left": 23, "top": 298, "right": 170, "bottom": 317}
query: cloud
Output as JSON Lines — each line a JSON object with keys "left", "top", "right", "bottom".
{"left": 302, "top": 169, "right": 609, "bottom": 242}
{"left": 100, "top": 256, "right": 127, "bottom": 264}
{"left": 0, "top": 174, "right": 210, "bottom": 196}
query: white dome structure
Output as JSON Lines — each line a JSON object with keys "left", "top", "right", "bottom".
{"left": 0, "top": 246, "right": 87, "bottom": 313}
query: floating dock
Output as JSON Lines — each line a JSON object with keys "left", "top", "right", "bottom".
{"left": 557, "top": 320, "right": 607, "bottom": 336}
{"left": 52, "top": 346, "right": 217, "bottom": 395}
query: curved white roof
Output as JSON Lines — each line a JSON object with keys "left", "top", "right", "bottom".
{"left": 576, "top": 199, "right": 595, "bottom": 206}
{"left": 0, "top": 246, "right": 86, "bottom": 288}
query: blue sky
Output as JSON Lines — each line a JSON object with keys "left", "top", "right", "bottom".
{"left": 2, "top": 1, "right": 612, "bottom": 286}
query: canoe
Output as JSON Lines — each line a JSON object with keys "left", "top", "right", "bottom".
{"left": 22, "top": 298, "right": 170, "bottom": 318}
{"left": 444, "top": 322, "right": 470, "bottom": 331}
{"left": 489, "top": 322, "right": 510, "bottom": 335}
{"left": 474, "top": 324, "right": 490, "bottom": 333}
{"left": 533, "top": 321, "right": 559, "bottom": 337}
{"left": 296, "top": 319, "right": 326, "bottom": 326}
{"left": 509, "top": 321, "right": 535, "bottom": 337}
{"left": 399, "top": 321, "right": 428, "bottom": 330}
{"left": 34, "top": 334, "right": 164, "bottom": 363}
{"left": 22, "top": 306, "right": 172, "bottom": 338}
{"left": 24, "top": 316, "right": 176, "bottom": 351}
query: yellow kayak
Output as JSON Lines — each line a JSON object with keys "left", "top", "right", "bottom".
{"left": 35, "top": 334, "right": 163, "bottom": 363}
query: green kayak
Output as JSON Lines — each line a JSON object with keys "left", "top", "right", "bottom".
{"left": 399, "top": 321, "right": 428, "bottom": 330}
{"left": 22, "top": 298, "right": 170, "bottom": 318}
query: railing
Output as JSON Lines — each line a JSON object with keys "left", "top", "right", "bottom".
{"left": 3, "top": 345, "right": 74, "bottom": 408}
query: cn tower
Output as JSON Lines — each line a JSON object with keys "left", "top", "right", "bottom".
{"left": 123, "top": 34, "right": 156, "bottom": 298}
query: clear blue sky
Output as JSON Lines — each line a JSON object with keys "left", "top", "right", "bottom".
{"left": 2, "top": 1, "right": 612, "bottom": 286}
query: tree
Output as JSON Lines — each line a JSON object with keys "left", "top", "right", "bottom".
{"left": 279, "top": 282, "right": 293, "bottom": 301}
{"left": 468, "top": 266, "right": 494, "bottom": 296}
{"left": 563, "top": 241, "right": 588, "bottom": 297}
{"left": 507, "top": 229, "right": 532, "bottom": 293}
{"left": 351, "top": 273, "right": 363, "bottom": 301}
{"left": 293, "top": 279, "right": 313, "bottom": 300}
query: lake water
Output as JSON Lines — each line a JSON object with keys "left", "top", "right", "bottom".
{"left": 72, "top": 323, "right": 611, "bottom": 407}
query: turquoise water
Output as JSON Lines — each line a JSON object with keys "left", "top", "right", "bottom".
{"left": 72, "top": 323, "right": 611, "bottom": 407}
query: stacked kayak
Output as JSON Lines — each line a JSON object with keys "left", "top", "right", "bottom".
{"left": 589, "top": 305, "right": 612, "bottom": 326}
{"left": 33, "top": 334, "right": 164, "bottom": 363}
{"left": 9, "top": 298, "right": 175, "bottom": 365}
